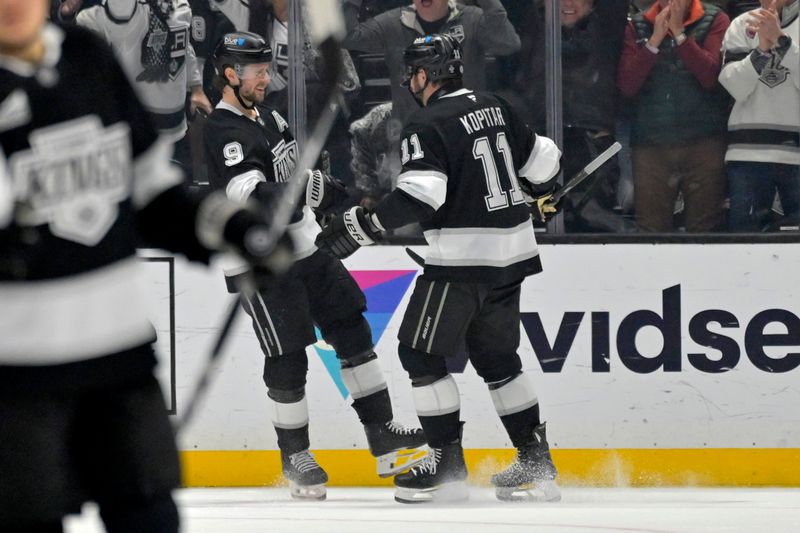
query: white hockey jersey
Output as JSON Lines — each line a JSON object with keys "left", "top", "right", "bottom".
{"left": 719, "top": 3, "right": 799, "bottom": 165}
{"left": 77, "top": 0, "right": 203, "bottom": 141}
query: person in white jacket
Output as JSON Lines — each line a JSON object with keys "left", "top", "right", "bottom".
{"left": 719, "top": 0, "right": 799, "bottom": 231}
{"left": 77, "top": 0, "right": 213, "bottom": 181}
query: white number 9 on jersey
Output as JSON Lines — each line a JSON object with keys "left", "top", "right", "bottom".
{"left": 223, "top": 142, "right": 244, "bottom": 167}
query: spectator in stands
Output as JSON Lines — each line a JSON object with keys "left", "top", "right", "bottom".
{"left": 719, "top": 0, "right": 799, "bottom": 231}
{"left": 76, "top": 0, "right": 212, "bottom": 182}
{"left": 50, "top": 0, "right": 96, "bottom": 22}
{"left": 342, "top": 0, "right": 521, "bottom": 124}
{"left": 516, "top": 0, "right": 633, "bottom": 233}
{"left": 189, "top": 0, "right": 236, "bottom": 102}
{"left": 618, "top": 0, "right": 731, "bottom": 232}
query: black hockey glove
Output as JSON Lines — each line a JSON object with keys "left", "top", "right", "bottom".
{"left": 520, "top": 179, "right": 560, "bottom": 223}
{"left": 197, "top": 192, "right": 294, "bottom": 280}
{"left": 315, "top": 206, "right": 382, "bottom": 259}
{"left": 305, "top": 169, "right": 348, "bottom": 213}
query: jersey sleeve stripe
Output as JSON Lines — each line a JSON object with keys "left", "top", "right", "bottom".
{"left": 519, "top": 134, "right": 561, "bottom": 184}
{"left": 132, "top": 136, "right": 185, "bottom": 209}
{"left": 395, "top": 170, "right": 448, "bottom": 210}
{"left": 225, "top": 169, "right": 268, "bottom": 203}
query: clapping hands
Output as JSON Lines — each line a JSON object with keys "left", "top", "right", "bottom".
{"left": 650, "top": 0, "right": 690, "bottom": 48}
{"left": 747, "top": 0, "right": 784, "bottom": 52}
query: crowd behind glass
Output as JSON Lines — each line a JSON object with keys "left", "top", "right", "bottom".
{"left": 53, "top": 0, "right": 800, "bottom": 236}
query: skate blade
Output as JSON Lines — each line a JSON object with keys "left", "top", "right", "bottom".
{"left": 376, "top": 446, "right": 429, "bottom": 478}
{"left": 289, "top": 481, "right": 327, "bottom": 501}
{"left": 394, "top": 480, "right": 469, "bottom": 504}
{"left": 495, "top": 480, "right": 561, "bottom": 503}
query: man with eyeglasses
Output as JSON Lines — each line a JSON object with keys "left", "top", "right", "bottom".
{"left": 202, "top": 31, "right": 427, "bottom": 501}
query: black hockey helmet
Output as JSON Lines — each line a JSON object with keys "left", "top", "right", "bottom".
{"left": 213, "top": 31, "right": 272, "bottom": 81}
{"left": 401, "top": 33, "right": 463, "bottom": 87}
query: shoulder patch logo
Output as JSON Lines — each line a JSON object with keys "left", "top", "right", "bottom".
{"left": 0, "top": 89, "right": 32, "bottom": 134}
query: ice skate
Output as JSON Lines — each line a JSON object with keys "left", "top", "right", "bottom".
{"left": 282, "top": 449, "right": 328, "bottom": 500}
{"left": 492, "top": 423, "right": 561, "bottom": 502}
{"left": 365, "top": 420, "right": 428, "bottom": 477}
{"left": 393, "top": 442, "right": 468, "bottom": 504}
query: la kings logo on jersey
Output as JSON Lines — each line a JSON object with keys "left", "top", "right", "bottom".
{"left": 760, "top": 63, "right": 789, "bottom": 89}
{"left": 271, "top": 139, "right": 297, "bottom": 182}
{"left": 138, "top": 14, "right": 188, "bottom": 82}
{"left": 10, "top": 116, "right": 131, "bottom": 246}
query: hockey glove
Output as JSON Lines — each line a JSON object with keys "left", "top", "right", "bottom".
{"left": 197, "top": 192, "right": 295, "bottom": 279}
{"left": 315, "top": 206, "right": 382, "bottom": 259}
{"left": 305, "top": 169, "right": 348, "bottom": 213}
{"left": 520, "top": 180, "right": 560, "bottom": 223}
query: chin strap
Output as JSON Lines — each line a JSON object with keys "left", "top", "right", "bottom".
{"left": 232, "top": 84, "right": 256, "bottom": 110}
{"left": 408, "top": 77, "right": 430, "bottom": 107}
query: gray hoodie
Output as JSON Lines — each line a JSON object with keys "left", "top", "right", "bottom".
{"left": 343, "top": 0, "right": 520, "bottom": 123}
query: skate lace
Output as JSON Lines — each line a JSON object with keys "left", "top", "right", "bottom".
{"left": 410, "top": 447, "right": 441, "bottom": 476}
{"left": 386, "top": 420, "right": 417, "bottom": 436}
{"left": 290, "top": 450, "right": 321, "bottom": 473}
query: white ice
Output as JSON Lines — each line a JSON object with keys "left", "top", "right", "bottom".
{"left": 64, "top": 487, "right": 800, "bottom": 533}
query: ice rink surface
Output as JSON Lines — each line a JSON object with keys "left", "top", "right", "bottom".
{"left": 65, "top": 486, "right": 800, "bottom": 533}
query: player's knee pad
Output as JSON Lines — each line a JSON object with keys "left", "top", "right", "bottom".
{"left": 339, "top": 350, "right": 388, "bottom": 400}
{"left": 398, "top": 343, "right": 460, "bottom": 417}
{"left": 470, "top": 352, "right": 523, "bottom": 384}
{"left": 323, "top": 313, "right": 373, "bottom": 357}
{"left": 398, "top": 343, "right": 448, "bottom": 381}
{"left": 262, "top": 350, "right": 308, "bottom": 391}
{"left": 99, "top": 493, "right": 179, "bottom": 533}
{"left": 487, "top": 371, "right": 539, "bottom": 418}
{"left": 266, "top": 386, "right": 309, "bottom": 430}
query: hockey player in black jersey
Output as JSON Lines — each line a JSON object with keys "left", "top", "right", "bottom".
{"left": 316, "top": 34, "right": 562, "bottom": 504}
{"left": 0, "top": 3, "right": 293, "bottom": 532}
{"left": 202, "top": 31, "right": 426, "bottom": 500}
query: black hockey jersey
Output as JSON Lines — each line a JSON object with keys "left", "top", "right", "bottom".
{"left": 373, "top": 88, "right": 561, "bottom": 284}
{"left": 0, "top": 25, "right": 211, "bottom": 368}
{"left": 204, "top": 102, "right": 320, "bottom": 265}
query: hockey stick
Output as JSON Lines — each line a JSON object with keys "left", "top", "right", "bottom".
{"left": 176, "top": 0, "right": 346, "bottom": 433}
{"left": 176, "top": 295, "right": 241, "bottom": 432}
{"left": 550, "top": 141, "right": 621, "bottom": 204}
{"left": 405, "top": 247, "right": 426, "bottom": 268}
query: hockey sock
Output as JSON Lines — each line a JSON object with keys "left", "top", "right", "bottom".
{"left": 411, "top": 374, "right": 462, "bottom": 448}
{"left": 340, "top": 351, "right": 392, "bottom": 425}
{"left": 351, "top": 389, "right": 393, "bottom": 426}
{"left": 488, "top": 373, "right": 542, "bottom": 448}
{"left": 418, "top": 411, "right": 462, "bottom": 448}
{"left": 268, "top": 387, "right": 311, "bottom": 454}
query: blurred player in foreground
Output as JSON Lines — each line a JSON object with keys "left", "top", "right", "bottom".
{"left": 0, "top": 1, "right": 293, "bottom": 531}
